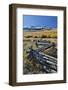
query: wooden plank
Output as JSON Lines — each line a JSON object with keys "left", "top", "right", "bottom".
{"left": 29, "top": 49, "right": 57, "bottom": 72}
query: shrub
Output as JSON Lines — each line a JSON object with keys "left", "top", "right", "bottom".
{"left": 41, "top": 35, "right": 47, "bottom": 38}
{"left": 26, "top": 35, "right": 32, "bottom": 38}
{"left": 34, "top": 36, "right": 38, "bottom": 38}
{"left": 50, "top": 35, "right": 57, "bottom": 38}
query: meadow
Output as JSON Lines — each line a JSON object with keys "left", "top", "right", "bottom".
{"left": 24, "top": 29, "right": 57, "bottom": 38}
{"left": 23, "top": 29, "right": 57, "bottom": 74}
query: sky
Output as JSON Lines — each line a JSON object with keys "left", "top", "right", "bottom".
{"left": 23, "top": 15, "right": 57, "bottom": 28}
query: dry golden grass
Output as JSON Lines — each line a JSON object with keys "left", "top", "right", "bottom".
{"left": 24, "top": 29, "right": 57, "bottom": 38}
{"left": 23, "top": 29, "right": 57, "bottom": 74}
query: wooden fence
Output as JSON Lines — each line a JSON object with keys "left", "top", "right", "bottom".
{"left": 29, "top": 49, "right": 57, "bottom": 73}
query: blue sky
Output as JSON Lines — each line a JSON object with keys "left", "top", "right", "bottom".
{"left": 23, "top": 15, "right": 57, "bottom": 28}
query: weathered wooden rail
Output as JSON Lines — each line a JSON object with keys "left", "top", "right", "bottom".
{"left": 36, "top": 40, "right": 56, "bottom": 52}
{"left": 28, "top": 49, "right": 57, "bottom": 73}
{"left": 36, "top": 43, "right": 53, "bottom": 52}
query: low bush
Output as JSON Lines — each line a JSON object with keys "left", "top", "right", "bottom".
{"left": 26, "top": 35, "right": 32, "bottom": 38}
{"left": 41, "top": 35, "right": 47, "bottom": 38}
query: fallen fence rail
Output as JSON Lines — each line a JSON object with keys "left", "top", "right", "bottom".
{"left": 28, "top": 49, "right": 57, "bottom": 73}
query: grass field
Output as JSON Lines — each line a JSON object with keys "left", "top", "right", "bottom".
{"left": 23, "top": 29, "right": 57, "bottom": 74}
{"left": 24, "top": 29, "right": 57, "bottom": 39}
